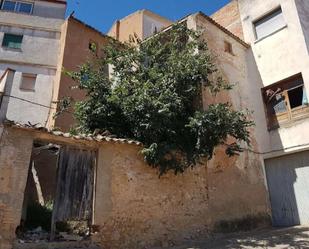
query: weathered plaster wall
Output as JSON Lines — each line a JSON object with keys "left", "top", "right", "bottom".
{"left": 94, "top": 142, "right": 268, "bottom": 249}
{"left": 0, "top": 12, "right": 64, "bottom": 37}
{"left": 0, "top": 64, "right": 56, "bottom": 126}
{"left": 0, "top": 12, "right": 63, "bottom": 68}
{"left": 211, "top": 0, "right": 244, "bottom": 39}
{"left": 0, "top": 26, "right": 61, "bottom": 68}
{"left": 191, "top": 13, "right": 269, "bottom": 156}
{"left": 0, "top": 127, "right": 33, "bottom": 249}
{"left": 0, "top": 122, "right": 268, "bottom": 249}
{"left": 238, "top": 0, "right": 309, "bottom": 155}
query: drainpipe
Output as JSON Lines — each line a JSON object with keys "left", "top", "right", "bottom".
{"left": 115, "top": 20, "right": 120, "bottom": 40}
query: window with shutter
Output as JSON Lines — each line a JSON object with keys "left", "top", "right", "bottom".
{"left": 2, "top": 33, "right": 23, "bottom": 49}
{"left": 254, "top": 7, "right": 286, "bottom": 40}
{"left": 20, "top": 73, "right": 36, "bottom": 91}
{"left": 263, "top": 74, "right": 309, "bottom": 129}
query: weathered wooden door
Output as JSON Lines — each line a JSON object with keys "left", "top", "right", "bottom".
{"left": 265, "top": 151, "right": 309, "bottom": 227}
{"left": 51, "top": 146, "right": 96, "bottom": 238}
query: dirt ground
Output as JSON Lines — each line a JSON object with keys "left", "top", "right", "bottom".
{"left": 165, "top": 226, "right": 309, "bottom": 249}
{"left": 13, "top": 226, "right": 309, "bottom": 249}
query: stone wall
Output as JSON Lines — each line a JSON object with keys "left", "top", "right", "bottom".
{"left": 93, "top": 142, "right": 269, "bottom": 249}
{"left": 0, "top": 123, "right": 269, "bottom": 249}
{"left": 0, "top": 127, "right": 33, "bottom": 249}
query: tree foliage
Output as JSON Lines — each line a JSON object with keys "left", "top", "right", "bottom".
{"left": 68, "top": 24, "right": 253, "bottom": 175}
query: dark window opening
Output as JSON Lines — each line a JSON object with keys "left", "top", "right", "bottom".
{"left": 2, "top": 33, "right": 23, "bottom": 49}
{"left": 224, "top": 41, "right": 233, "bottom": 55}
{"left": 288, "top": 86, "right": 304, "bottom": 109}
{"left": 89, "top": 41, "right": 97, "bottom": 53}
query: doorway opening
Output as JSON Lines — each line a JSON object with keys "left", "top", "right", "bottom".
{"left": 16, "top": 141, "right": 97, "bottom": 244}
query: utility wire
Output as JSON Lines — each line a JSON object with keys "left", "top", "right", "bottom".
{"left": 2, "top": 94, "right": 74, "bottom": 115}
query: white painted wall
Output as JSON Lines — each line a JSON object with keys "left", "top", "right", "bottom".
{"left": 0, "top": 64, "right": 55, "bottom": 125}
{"left": 0, "top": 25, "right": 61, "bottom": 67}
{"left": 238, "top": 0, "right": 309, "bottom": 156}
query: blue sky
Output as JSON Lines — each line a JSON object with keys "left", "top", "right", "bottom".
{"left": 66, "top": 0, "right": 231, "bottom": 33}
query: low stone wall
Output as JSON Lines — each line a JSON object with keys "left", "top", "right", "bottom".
{"left": 93, "top": 143, "right": 269, "bottom": 249}
{"left": 0, "top": 126, "right": 270, "bottom": 249}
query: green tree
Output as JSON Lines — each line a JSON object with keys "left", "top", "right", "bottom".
{"left": 68, "top": 24, "right": 253, "bottom": 175}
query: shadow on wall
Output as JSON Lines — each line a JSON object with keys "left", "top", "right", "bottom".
{"left": 244, "top": 48, "right": 300, "bottom": 228}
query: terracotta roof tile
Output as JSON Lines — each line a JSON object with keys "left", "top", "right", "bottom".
{"left": 3, "top": 120, "right": 142, "bottom": 146}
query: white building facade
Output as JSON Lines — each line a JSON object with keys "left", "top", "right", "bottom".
{"left": 0, "top": 0, "right": 66, "bottom": 126}
{"left": 234, "top": 0, "right": 309, "bottom": 227}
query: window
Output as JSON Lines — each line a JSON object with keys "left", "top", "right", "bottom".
{"left": 2, "top": 33, "right": 23, "bottom": 49}
{"left": 263, "top": 74, "right": 309, "bottom": 129}
{"left": 1, "top": 0, "right": 33, "bottom": 14}
{"left": 254, "top": 7, "right": 286, "bottom": 40}
{"left": 224, "top": 41, "right": 233, "bottom": 55}
{"left": 20, "top": 73, "right": 36, "bottom": 91}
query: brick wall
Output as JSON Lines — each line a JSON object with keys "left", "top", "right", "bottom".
{"left": 211, "top": 0, "right": 244, "bottom": 39}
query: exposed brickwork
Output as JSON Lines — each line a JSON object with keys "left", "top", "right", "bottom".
{"left": 211, "top": 0, "right": 244, "bottom": 39}
{"left": 0, "top": 127, "right": 33, "bottom": 249}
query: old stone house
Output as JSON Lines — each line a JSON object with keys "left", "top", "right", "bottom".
{"left": 1, "top": 0, "right": 309, "bottom": 248}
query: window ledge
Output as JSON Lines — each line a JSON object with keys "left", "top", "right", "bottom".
{"left": 0, "top": 9, "right": 32, "bottom": 16}
{"left": 20, "top": 88, "right": 35, "bottom": 92}
{"left": 268, "top": 107, "right": 309, "bottom": 131}
{"left": 254, "top": 25, "right": 288, "bottom": 44}
{"left": 2, "top": 47, "right": 22, "bottom": 52}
